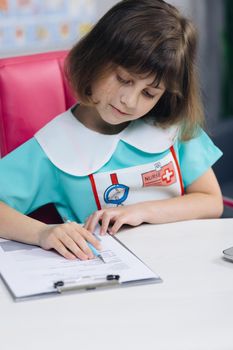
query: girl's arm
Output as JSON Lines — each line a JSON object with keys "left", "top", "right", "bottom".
{"left": 85, "top": 168, "right": 224, "bottom": 235}
{"left": 0, "top": 201, "right": 46, "bottom": 244}
{"left": 145, "top": 167, "right": 223, "bottom": 223}
{"left": 0, "top": 201, "right": 101, "bottom": 260}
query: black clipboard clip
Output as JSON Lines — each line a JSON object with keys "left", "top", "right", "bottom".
{"left": 53, "top": 274, "right": 120, "bottom": 293}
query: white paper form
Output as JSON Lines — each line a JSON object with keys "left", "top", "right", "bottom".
{"left": 0, "top": 234, "right": 161, "bottom": 299}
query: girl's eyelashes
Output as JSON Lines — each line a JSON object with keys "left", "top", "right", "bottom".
{"left": 143, "top": 90, "right": 155, "bottom": 99}
{"left": 116, "top": 74, "right": 131, "bottom": 85}
{"left": 116, "top": 73, "right": 156, "bottom": 99}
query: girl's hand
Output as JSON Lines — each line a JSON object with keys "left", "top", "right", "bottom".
{"left": 37, "top": 222, "right": 101, "bottom": 260}
{"left": 85, "top": 204, "right": 146, "bottom": 235}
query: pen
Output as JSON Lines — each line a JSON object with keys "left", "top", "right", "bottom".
{"left": 86, "top": 242, "right": 105, "bottom": 263}
{"left": 62, "top": 217, "right": 105, "bottom": 263}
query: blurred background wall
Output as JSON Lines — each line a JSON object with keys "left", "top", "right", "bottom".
{"left": 0, "top": 0, "right": 98, "bottom": 57}
{"left": 1, "top": 0, "right": 233, "bottom": 212}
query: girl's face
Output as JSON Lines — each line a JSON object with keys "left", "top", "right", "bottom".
{"left": 90, "top": 66, "right": 165, "bottom": 130}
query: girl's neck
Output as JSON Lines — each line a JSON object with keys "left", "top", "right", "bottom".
{"left": 73, "top": 104, "right": 129, "bottom": 135}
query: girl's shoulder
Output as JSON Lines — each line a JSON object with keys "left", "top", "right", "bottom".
{"left": 121, "top": 117, "right": 179, "bottom": 153}
{"left": 176, "top": 128, "right": 223, "bottom": 188}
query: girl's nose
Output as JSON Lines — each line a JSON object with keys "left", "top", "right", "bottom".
{"left": 120, "top": 89, "right": 138, "bottom": 109}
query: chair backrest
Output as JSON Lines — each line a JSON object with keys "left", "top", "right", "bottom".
{"left": 0, "top": 51, "right": 76, "bottom": 223}
{"left": 0, "top": 50, "right": 76, "bottom": 157}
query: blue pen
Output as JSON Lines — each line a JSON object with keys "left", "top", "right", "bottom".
{"left": 63, "top": 217, "right": 105, "bottom": 263}
{"left": 87, "top": 242, "right": 105, "bottom": 263}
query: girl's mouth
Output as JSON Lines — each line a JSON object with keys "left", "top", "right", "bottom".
{"left": 110, "top": 105, "right": 130, "bottom": 115}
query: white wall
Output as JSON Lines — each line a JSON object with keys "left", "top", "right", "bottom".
{"left": 97, "top": 0, "right": 118, "bottom": 17}
{"left": 98, "top": 0, "right": 192, "bottom": 17}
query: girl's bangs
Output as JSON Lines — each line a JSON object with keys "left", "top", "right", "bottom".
{"left": 110, "top": 43, "right": 181, "bottom": 93}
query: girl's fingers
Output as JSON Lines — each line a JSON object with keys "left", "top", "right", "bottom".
{"left": 52, "top": 239, "right": 77, "bottom": 260}
{"left": 85, "top": 211, "right": 114, "bottom": 235}
{"left": 59, "top": 233, "right": 89, "bottom": 260}
{"left": 99, "top": 212, "right": 113, "bottom": 235}
{"left": 85, "top": 211, "right": 103, "bottom": 234}
{"left": 81, "top": 220, "right": 102, "bottom": 244}
{"left": 109, "top": 217, "right": 124, "bottom": 235}
{"left": 68, "top": 231, "right": 95, "bottom": 258}
{"left": 84, "top": 215, "right": 93, "bottom": 231}
{"left": 81, "top": 227, "right": 101, "bottom": 247}
{"left": 49, "top": 221, "right": 102, "bottom": 261}
{"left": 66, "top": 222, "right": 101, "bottom": 250}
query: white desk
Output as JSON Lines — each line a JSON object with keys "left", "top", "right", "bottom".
{"left": 1, "top": 219, "right": 233, "bottom": 350}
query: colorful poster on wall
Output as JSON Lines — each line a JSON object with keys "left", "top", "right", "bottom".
{"left": 0, "top": 0, "right": 97, "bottom": 56}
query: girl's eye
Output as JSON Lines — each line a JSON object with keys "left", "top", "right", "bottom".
{"left": 143, "top": 90, "right": 155, "bottom": 99}
{"left": 116, "top": 74, "right": 130, "bottom": 85}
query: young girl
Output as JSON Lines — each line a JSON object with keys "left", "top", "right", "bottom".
{"left": 0, "top": 0, "right": 223, "bottom": 260}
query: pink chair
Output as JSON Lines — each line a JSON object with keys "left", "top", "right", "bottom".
{"left": 0, "top": 50, "right": 76, "bottom": 223}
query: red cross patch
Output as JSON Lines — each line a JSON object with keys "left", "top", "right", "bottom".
{"left": 141, "top": 161, "right": 176, "bottom": 187}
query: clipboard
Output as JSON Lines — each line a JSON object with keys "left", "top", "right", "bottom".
{"left": 0, "top": 233, "right": 162, "bottom": 301}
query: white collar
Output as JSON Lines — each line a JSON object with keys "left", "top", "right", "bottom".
{"left": 35, "top": 106, "right": 178, "bottom": 176}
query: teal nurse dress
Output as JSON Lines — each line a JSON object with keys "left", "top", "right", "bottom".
{"left": 0, "top": 106, "right": 222, "bottom": 223}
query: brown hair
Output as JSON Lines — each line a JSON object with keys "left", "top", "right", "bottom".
{"left": 65, "top": 0, "right": 204, "bottom": 140}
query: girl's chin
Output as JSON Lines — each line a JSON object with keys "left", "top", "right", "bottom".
{"left": 103, "top": 117, "right": 129, "bottom": 126}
